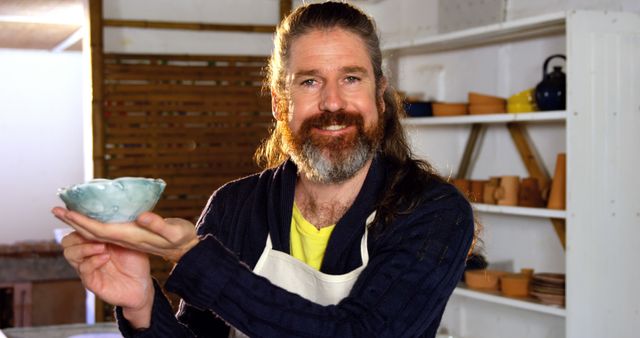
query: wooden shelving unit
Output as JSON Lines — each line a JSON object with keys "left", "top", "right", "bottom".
{"left": 386, "top": 8, "right": 640, "bottom": 338}
{"left": 472, "top": 203, "right": 566, "bottom": 219}
{"left": 401, "top": 111, "right": 567, "bottom": 126}
{"left": 453, "top": 285, "right": 566, "bottom": 317}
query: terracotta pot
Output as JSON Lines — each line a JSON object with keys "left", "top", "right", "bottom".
{"left": 468, "top": 92, "right": 507, "bottom": 105}
{"left": 469, "top": 180, "right": 487, "bottom": 202}
{"left": 518, "top": 177, "right": 545, "bottom": 207}
{"left": 465, "top": 269, "right": 508, "bottom": 291}
{"left": 482, "top": 177, "right": 500, "bottom": 204}
{"left": 495, "top": 176, "right": 520, "bottom": 206}
{"left": 432, "top": 102, "right": 468, "bottom": 116}
{"left": 453, "top": 179, "right": 471, "bottom": 198}
{"left": 520, "top": 268, "right": 535, "bottom": 279}
{"left": 547, "top": 153, "right": 566, "bottom": 209}
{"left": 468, "top": 103, "right": 506, "bottom": 115}
{"left": 500, "top": 273, "right": 531, "bottom": 297}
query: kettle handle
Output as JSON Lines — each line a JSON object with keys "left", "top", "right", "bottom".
{"left": 542, "top": 54, "right": 566, "bottom": 78}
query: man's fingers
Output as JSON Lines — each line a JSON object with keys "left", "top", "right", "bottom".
{"left": 66, "top": 223, "right": 100, "bottom": 242}
{"left": 64, "top": 242, "right": 106, "bottom": 262}
{"left": 61, "top": 231, "right": 86, "bottom": 247}
{"left": 135, "top": 212, "right": 175, "bottom": 240}
{"left": 78, "top": 253, "right": 110, "bottom": 276}
{"left": 52, "top": 207, "right": 75, "bottom": 227}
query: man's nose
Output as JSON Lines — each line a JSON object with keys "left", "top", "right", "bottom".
{"left": 319, "top": 81, "right": 346, "bottom": 112}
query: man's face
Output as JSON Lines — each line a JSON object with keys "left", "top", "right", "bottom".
{"left": 278, "top": 28, "right": 385, "bottom": 183}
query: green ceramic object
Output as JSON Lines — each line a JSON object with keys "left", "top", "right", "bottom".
{"left": 58, "top": 177, "right": 166, "bottom": 223}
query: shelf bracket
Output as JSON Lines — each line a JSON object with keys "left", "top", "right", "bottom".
{"left": 506, "top": 122, "right": 551, "bottom": 194}
{"left": 507, "top": 122, "right": 565, "bottom": 250}
{"left": 456, "top": 123, "right": 485, "bottom": 179}
{"left": 550, "top": 218, "right": 566, "bottom": 249}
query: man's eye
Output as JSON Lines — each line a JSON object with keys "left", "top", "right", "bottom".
{"left": 345, "top": 76, "right": 361, "bottom": 83}
{"left": 301, "top": 79, "right": 316, "bottom": 86}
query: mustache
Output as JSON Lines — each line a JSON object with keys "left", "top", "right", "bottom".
{"left": 302, "top": 111, "right": 364, "bottom": 130}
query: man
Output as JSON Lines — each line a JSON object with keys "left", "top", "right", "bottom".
{"left": 55, "top": 2, "right": 474, "bottom": 337}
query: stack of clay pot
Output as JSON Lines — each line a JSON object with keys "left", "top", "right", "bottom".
{"left": 468, "top": 92, "right": 507, "bottom": 115}
{"left": 454, "top": 176, "right": 545, "bottom": 207}
{"left": 464, "top": 268, "right": 536, "bottom": 299}
{"left": 453, "top": 167, "right": 567, "bottom": 209}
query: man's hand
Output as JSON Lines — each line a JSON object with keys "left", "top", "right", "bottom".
{"left": 52, "top": 207, "right": 199, "bottom": 263}
{"left": 61, "top": 231, "right": 155, "bottom": 328}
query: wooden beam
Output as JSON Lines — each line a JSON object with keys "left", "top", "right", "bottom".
{"left": 103, "top": 19, "right": 275, "bottom": 33}
{"left": 507, "top": 123, "right": 550, "bottom": 193}
{"left": 507, "top": 123, "right": 564, "bottom": 250}
{"left": 52, "top": 27, "right": 83, "bottom": 52}
{"left": 89, "top": 0, "right": 105, "bottom": 180}
{"left": 280, "top": 0, "right": 293, "bottom": 21}
{"left": 103, "top": 53, "right": 267, "bottom": 62}
{"left": 550, "top": 218, "right": 566, "bottom": 249}
{"left": 456, "top": 123, "right": 484, "bottom": 179}
{"left": 89, "top": 0, "right": 106, "bottom": 322}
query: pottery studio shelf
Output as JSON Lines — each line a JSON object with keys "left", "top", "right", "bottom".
{"left": 453, "top": 284, "right": 566, "bottom": 317}
{"left": 401, "top": 111, "right": 567, "bottom": 126}
{"left": 382, "top": 11, "right": 566, "bottom": 54}
{"left": 472, "top": 204, "right": 566, "bottom": 219}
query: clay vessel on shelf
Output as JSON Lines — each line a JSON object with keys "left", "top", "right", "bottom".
{"left": 453, "top": 178, "right": 471, "bottom": 199}
{"left": 518, "top": 177, "right": 545, "bottom": 207}
{"left": 470, "top": 180, "right": 487, "bottom": 203}
{"left": 547, "top": 153, "right": 566, "bottom": 209}
{"left": 465, "top": 269, "right": 508, "bottom": 291}
{"left": 483, "top": 177, "right": 501, "bottom": 204}
{"left": 500, "top": 273, "right": 531, "bottom": 297}
{"left": 495, "top": 176, "right": 520, "bottom": 206}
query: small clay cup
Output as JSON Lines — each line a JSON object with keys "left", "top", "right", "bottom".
{"left": 518, "top": 177, "right": 545, "bottom": 207}
{"left": 469, "top": 180, "right": 487, "bottom": 202}
{"left": 465, "top": 270, "right": 508, "bottom": 291}
{"left": 453, "top": 179, "right": 471, "bottom": 198}
{"left": 500, "top": 273, "right": 531, "bottom": 297}
{"left": 520, "top": 268, "right": 535, "bottom": 279}
{"left": 495, "top": 176, "right": 520, "bottom": 206}
{"left": 483, "top": 177, "right": 501, "bottom": 204}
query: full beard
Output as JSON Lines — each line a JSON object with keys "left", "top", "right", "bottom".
{"left": 282, "top": 110, "right": 383, "bottom": 184}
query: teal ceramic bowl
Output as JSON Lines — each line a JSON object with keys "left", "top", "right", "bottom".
{"left": 58, "top": 177, "right": 166, "bottom": 223}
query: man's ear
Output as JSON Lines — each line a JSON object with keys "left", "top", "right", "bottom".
{"left": 271, "top": 91, "right": 282, "bottom": 120}
{"left": 378, "top": 77, "right": 388, "bottom": 114}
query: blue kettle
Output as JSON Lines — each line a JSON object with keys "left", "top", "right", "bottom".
{"left": 535, "top": 54, "right": 566, "bottom": 111}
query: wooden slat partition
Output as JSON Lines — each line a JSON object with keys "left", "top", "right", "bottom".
{"left": 103, "top": 19, "right": 276, "bottom": 33}
{"left": 101, "top": 53, "right": 272, "bottom": 223}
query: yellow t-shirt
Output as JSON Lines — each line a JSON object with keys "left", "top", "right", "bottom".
{"left": 290, "top": 203, "right": 336, "bottom": 270}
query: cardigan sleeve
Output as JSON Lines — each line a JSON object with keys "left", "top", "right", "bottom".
{"left": 115, "top": 188, "right": 233, "bottom": 338}
{"left": 164, "top": 192, "right": 474, "bottom": 337}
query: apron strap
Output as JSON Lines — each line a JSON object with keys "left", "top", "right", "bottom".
{"left": 361, "top": 211, "right": 375, "bottom": 265}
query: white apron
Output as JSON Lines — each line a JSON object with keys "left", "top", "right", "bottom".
{"left": 228, "top": 212, "right": 375, "bottom": 338}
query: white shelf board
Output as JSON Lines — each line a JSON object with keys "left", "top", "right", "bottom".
{"left": 453, "top": 285, "right": 566, "bottom": 317}
{"left": 472, "top": 203, "right": 566, "bottom": 219}
{"left": 382, "top": 11, "right": 566, "bottom": 54}
{"left": 402, "top": 111, "right": 567, "bottom": 126}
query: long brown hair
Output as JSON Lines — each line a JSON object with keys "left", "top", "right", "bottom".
{"left": 255, "top": 2, "right": 448, "bottom": 229}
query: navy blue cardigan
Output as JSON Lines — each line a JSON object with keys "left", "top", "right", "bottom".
{"left": 117, "top": 156, "right": 474, "bottom": 337}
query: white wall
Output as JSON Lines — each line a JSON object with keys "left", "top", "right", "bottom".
{"left": 0, "top": 50, "right": 84, "bottom": 244}
{"left": 507, "top": 0, "right": 640, "bottom": 20}
{"left": 103, "top": 0, "right": 280, "bottom": 55}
